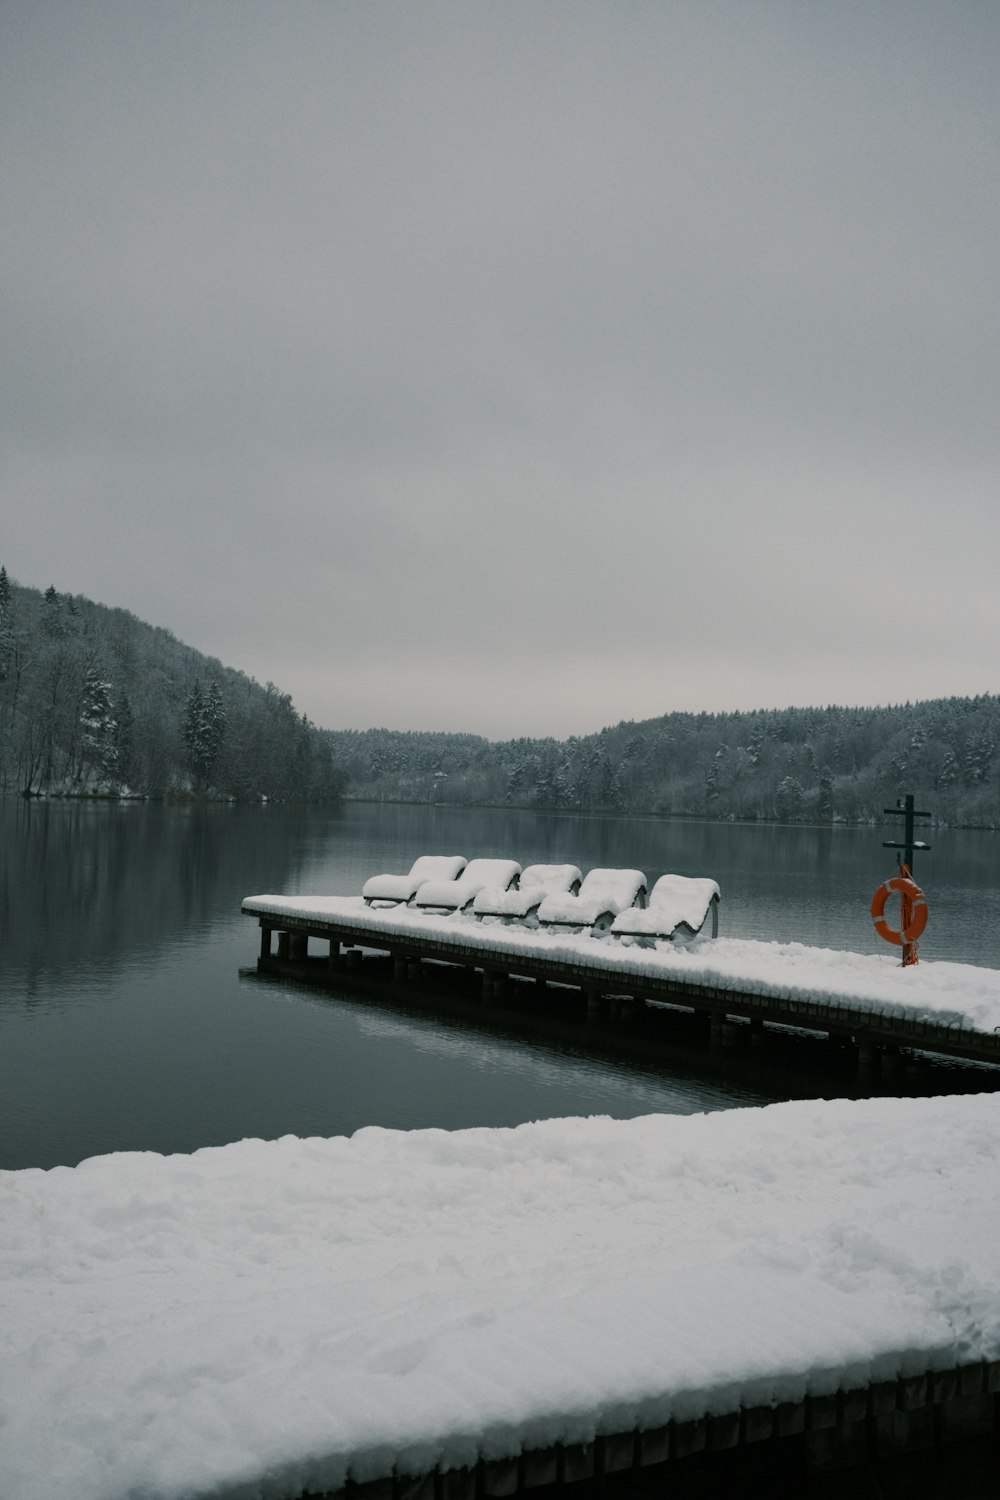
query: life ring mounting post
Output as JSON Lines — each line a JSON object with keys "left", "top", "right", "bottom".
{"left": 875, "top": 793, "right": 933, "bottom": 967}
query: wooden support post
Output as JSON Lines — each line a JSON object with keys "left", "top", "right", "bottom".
{"left": 482, "top": 969, "right": 502, "bottom": 1001}
{"left": 709, "top": 1013, "right": 725, "bottom": 1051}
{"left": 393, "top": 954, "right": 408, "bottom": 983}
{"left": 276, "top": 930, "right": 290, "bottom": 959}
{"left": 607, "top": 995, "right": 637, "bottom": 1021}
{"left": 585, "top": 989, "right": 605, "bottom": 1016}
{"left": 857, "top": 1037, "right": 880, "bottom": 1081}
{"left": 287, "top": 931, "right": 308, "bottom": 962}
{"left": 749, "top": 1016, "right": 765, "bottom": 1047}
{"left": 882, "top": 1045, "right": 904, "bottom": 1080}
{"left": 259, "top": 923, "right": 272, "bottom": 960}
{"left": 328, "top": 939, "right": 341, "bottom": 970}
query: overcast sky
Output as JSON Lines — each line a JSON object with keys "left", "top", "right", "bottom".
{"left": 2, "top": 2, "right": 998, "bottom": 739}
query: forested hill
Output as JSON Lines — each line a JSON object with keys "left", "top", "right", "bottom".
{"left": 0, "top": 569, "right": 344, "bottom": 801}
{"left": 6, "top": 562, "right": 995, "bottom": 825}
{"left": 328, "top": 695, "right": 1000, "bottom": 829}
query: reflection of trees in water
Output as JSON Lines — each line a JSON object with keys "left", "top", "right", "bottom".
{"left": 0, "top": 802, "right": 310, "bottom": 988}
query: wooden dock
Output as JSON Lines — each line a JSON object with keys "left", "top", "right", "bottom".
{"left": 242, "top": 901, "right": 1000, "bottom": 1077}
{"left": 300, "top": 1358, "right": 1000, "bottom": 1499}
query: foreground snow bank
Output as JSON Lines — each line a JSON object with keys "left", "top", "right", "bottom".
{"left": 244, "top": 894, "right": 1000, "bottom": 1035}
{"left": 3, "top": 1096, "right": 1000, "bottom": 1500}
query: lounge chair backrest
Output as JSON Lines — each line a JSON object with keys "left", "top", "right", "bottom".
{"left": 649, "top": 874, "right": 720, "bottom": 909}
{"left": 409, "top": 855, "right": 467, "bottom": 882}
{"left": 519, "top": 864, "right": 582, "bottom": 894}
{"left": 413, "top": 858, "right": 521, "bottom": 911}
{"left": 577, "top": 868, "right": 647, "bottom": 904}
{"left": 460, "top": 858, "right": 521, "bottom": 886}
{"left": 362, "top": 854, "right": 467, "bottom": 905}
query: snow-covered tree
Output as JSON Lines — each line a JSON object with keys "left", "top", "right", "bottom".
{"left": 937, "top": 747, "right": 959, "bottom": 789}
{"left": 79, "top": 662, "right": 118, "bottom": 780}
{"left": 817, "top": 766, "right": 834, "bottom": 820}
{"left": 0, "top": 566, "right": 12, "bottom": 681}
{"left": 41, "top": 585, "right": 67, "bottom": 639}
{"left": 776, "top": 775, "right": 804, "bottom": 821}
{"left": 182, "top": 679, "right": 227, "bottom": 785}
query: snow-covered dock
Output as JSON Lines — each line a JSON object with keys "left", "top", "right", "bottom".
{"left": 3, "top": 1096, "right": 999, "bottom": 1500}
{"left": 242, "top": 896, "right": 1000, "bottom": 1072}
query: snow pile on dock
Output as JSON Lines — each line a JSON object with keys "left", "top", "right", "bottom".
{"left": 243, "top": 894, "right": 1000, "bottom": 1035}
{"left": 3, "top": 1095, "right": 1000, "bottom": 1500}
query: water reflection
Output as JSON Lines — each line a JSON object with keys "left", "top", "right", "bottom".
{"left": 0, "top": 798, "right": 321, "bottom": 996}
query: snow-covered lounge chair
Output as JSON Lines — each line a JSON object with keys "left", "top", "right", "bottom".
{"left": 473, "top": 863, "right": 583, "bottom": 925}
{"left": 413, "top": 858, "right": 522, "bottom": 914}
{"left": 362, "top": 855, "right": 467, "bottom": 908}
{"left": 611, "top": 874, "right": 720, "bottom": 946}
{"left": 537, "top": 868, "right": 647, "bottom": 934}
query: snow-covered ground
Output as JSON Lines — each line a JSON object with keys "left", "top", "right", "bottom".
{"left": 244, "top": 894, "right": 1000, "bottom": 1036}
{"left": 3, "top": 1096, "right": 999, "bottom": 1500}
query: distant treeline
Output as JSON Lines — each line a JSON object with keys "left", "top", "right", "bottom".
{"left": 0, "top": 569, "right": 344, "bottom": 801}
{"left": 4, "top": 564, "right": 997, "bottom": 825}
{"left": 328, "top": 695, "right": 1000, "bottom": 829}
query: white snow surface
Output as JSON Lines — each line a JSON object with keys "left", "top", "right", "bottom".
{"left": 473, "top": 865, "right": 583, "bottom": 919}
{"left": 414, "top": 859, "right": 522, "bottom": 911}
{"left": 611, "top": 876, "right": 721, "bottom": 939}
{"left": 537, "top": 868, "right": 648, "bottom": 927}
{"left": 243, "top": 895, "right": 1000, "bottom": 1035}
{"left": 362, "top": 856, "right": 467, "bottom": 904}
{"left": 3, "top": 1097, "right": 1000, "bottom": 1500}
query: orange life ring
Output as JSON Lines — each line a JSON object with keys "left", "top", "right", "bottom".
{"left": 870, "top": 874, "right": 928, "bottom": 946}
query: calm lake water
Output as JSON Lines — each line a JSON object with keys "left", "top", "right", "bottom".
{"left": 2, "top": 798, "right": 998, "bottom": 1171}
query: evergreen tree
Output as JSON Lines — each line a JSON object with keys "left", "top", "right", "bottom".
{"left": 41, "top": 585, "right": 67, "bottom": 639}
{"left": 182, "top": 680, "right": 205, "bottom": 771}
{"left": 963, "top": 731, "right": 993, "bottom": 786}
{"left": 203, "top": 680, "right": 227, "bottom": 772}
{"left": 937, "top": 747, "right": 959, "bottom": 789}
{"left": 181, "top": 679, "right": 227, "bottom": 785}
{"left": 817, "top": 766, "right": 834, "bottom": 820}
{"left": 0, "top": 566, "right": 12, "bottom": 681}
{"left": 79, "top": 662, "right": 118, "bottom": 780}
{"left": 776, "top": 775, "right": 804, "bottom": 821}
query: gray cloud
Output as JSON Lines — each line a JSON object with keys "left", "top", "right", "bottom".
{"left": 3, "top": 0, "right": 998, "bottom": 736}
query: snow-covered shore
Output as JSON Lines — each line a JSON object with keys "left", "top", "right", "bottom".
{"left": 243, "top": 894, "right": 1000, "bottom": 1037}
{"left": 3, "top": 1095, "right": 1000, "bottom": 1500}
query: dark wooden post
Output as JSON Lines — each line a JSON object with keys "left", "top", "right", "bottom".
{"left": 259, "top": 923, "right": 272, "bottom": 960}
{"left": 857, "top": 1037, "right": 880, "bottom": 1081}
{"left": 482, "top": 968, "right": 500, "bottom": 1001}
{"left": 882, "top": 794, "right": 932, "bottom": 967}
